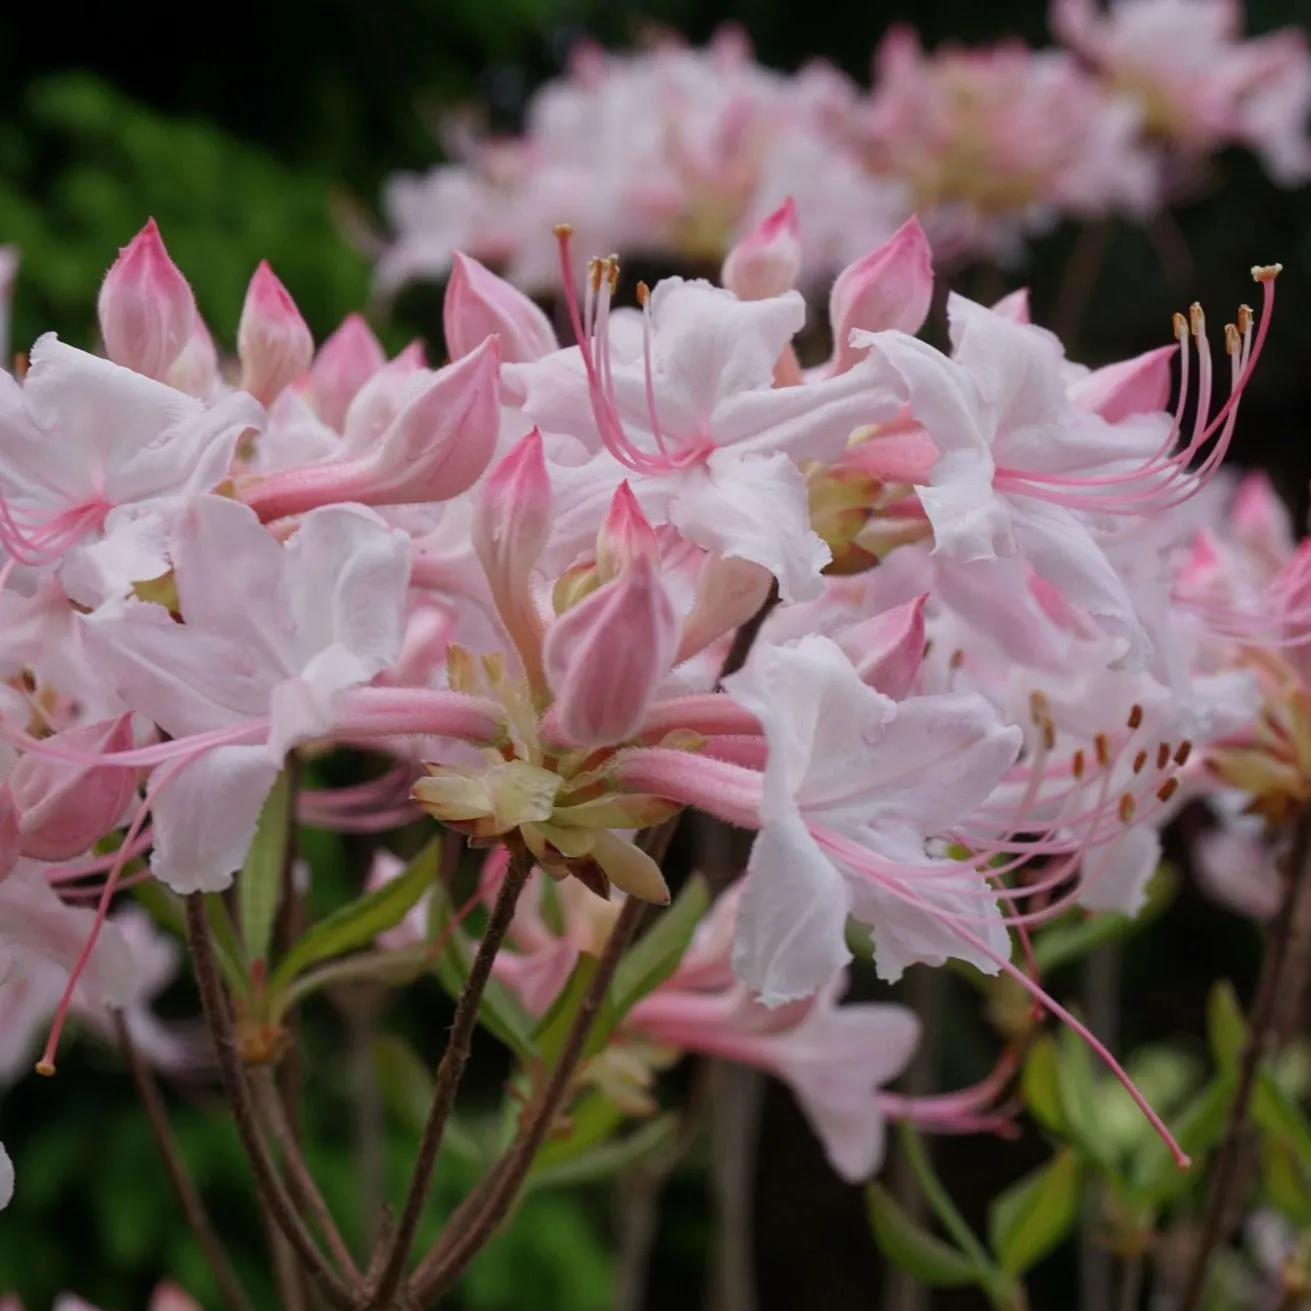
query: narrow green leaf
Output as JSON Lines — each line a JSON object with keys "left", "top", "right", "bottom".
{"left": 1261, "top": 1134, "right": 1311, "bottom": 1225}
{"left": 238, "top": 769, "right": 291, "bottom": 965}
{"left": 531, "top": 1092, "right": 628, "bottom": 1172}
{"left": 205, "top": 893, "right": 249, "bottom": 995}
{"left": 1129, "top": 1075, "right": 1234, "bottom": 1204}
{"left": 867, "top": 1183, "right": 981, "bottom": 1289}
{"left": 1254, "top": 1068, "right": 1311, "bottom": 1176}
{"left": 611, "top": 874, "right": 709, "bottom": 1015}
{"left": 1022, "top": 1037, "right": 1070, "bottom": 1137}
{"left": 531, "top": 954, "right": 621, "bottom": 1067}
{"left": 269, "top": 838, "right": 440, "bottom": 991}
{"left": 430, "top": 884, "right": 538, "bottom": 1059}
{"left": 988, "top": 1149, "right": 1080, "bottom": 1275}
{"left": 1054, "top": 1027, "right": 1117, "bottom": 1173}
{"left": 1206, "top": 981, "right": 1247, "bottom": 1076}
{"left": 370, "top": 1033, "right": 484, "bottom": 1168}
{"left": 526, "top": 1114, "right": 682, "bottom": 1192}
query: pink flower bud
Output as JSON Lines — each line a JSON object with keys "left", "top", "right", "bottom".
{"left": 722, "top": 198, "right": 802, "bottom": 301}
{"left": 165, "top": 317, "right": 220, "bottom": 399}
{"left": 474, "top": 428, "right": 553, "bottom": 689}
{"left": 677, "top": 554, "right": 773, "bottom": 663}
{"left": 243, "top": 338, "right": 499, "bottom": 520}
{"left": 10, "top": 716, "right": 137, "bottom": 862}
{"left": 596, "top": 482, "right": 661, "bottom": 583}
{"left": 544, "top": 557, "right": 680, "bottom": 747}
{"left": 97, "top": 219, "right": 197, "bottom": 380}
{"left": 1068, "top": 345, "right": 1176, "bottom": 423}
{"left": 991, "top": 287, "right": 1031, "bottom": 323}
{"left": 238, "top": 261, "right": 314, "bottom": 405}
{"left": 306, "top": 313, "right": 388, "bottom": 430}
{"left": 340, "top": 341, "right": 429, "bottom": 449}
{"left": 444, "top": 251, "right": 557, "bottom": 364}
{"left": 833, "top": 594, "right": 927, "bottom": 700}
{"left": 829, "top": 216, "right": 933, "bottom": 375}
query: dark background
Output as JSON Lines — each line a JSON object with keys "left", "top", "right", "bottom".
{"left": 0, "top": 1, "right": 1308, "bottom": 1306}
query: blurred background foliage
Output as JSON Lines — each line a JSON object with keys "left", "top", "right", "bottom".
{"left": 0, "top": 0, "right": 1308, "bottom": 1308}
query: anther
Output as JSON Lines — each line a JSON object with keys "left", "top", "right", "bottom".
{"left": 950, "top": 649, "right": 965, "bottom": 671}
{"left": 1174, "top": 741, "right": 1193, "bottom": 767}
{"left": 587, "top": 257, "right": 603, "bottom": 294}
{"left": 1225, "top": 324, "right": 1241, "bottom": 356}
{"left": 1156, "top": 742, "right": 1171, "bottom": 770}
{"left": 552, "top": 222, "right": 575, "bottom": 239}
{"left": 1238, "top": 304, "right": 1254, "bottom": 334}
{"left": 1252, "top": 264, "right": 1283, "bottom": 283}
{"left": 1133, "top": 749, "right": 1147, "bottom": 774}
{"left": 1119, "top": 793, "right": 1136, "bottom": 824}
{"left": 1095, "top": 733, "right": 1111, "bottom": 768}
{"left": 1127, "top": 703, "right": 1144, "bottom": 730}
{"left": 1042, "top": 718, "right": 1055, "bottom": 751}
{"left": 1029, "top": 690, "right": 1048, "bottom": 722}
{"left": 1172, "top": 311, "right": 1188, "bottom": 341}
{"left": 1189, "top": 303, "right": 1205, "bottom": 338}
{"left": 1157, "top": 777, "right": 1180, "bottom": 803}
{"left": 1072, "top": 749, "right": 1085, "bottom": 780}
{"left": 636, "top": 280, "right": 650, "bottom": 307}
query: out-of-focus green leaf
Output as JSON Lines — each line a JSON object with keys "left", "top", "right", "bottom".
{"left": 1254, "top": 1068, "right": 1311, "bottom": 1176}
{"left": 270, "top": 838, "right": 439, "bottom": 990}
{"left": 1207, "top": 980, "right": 1247, "bottom": 1076}
{"left": 866, "top": 1183, "right": 981, "bottom": 1288}
{"left": 1261, "top": 1133, "right": 1311, "bottom": 1225}
{"left": 531, "top": 1093, "right": 628, "bottom": 1172}
{"left": 238, "top": 769, "right": 292, "bottom": 966}
{"left": 1054, "top": 1027, "right": 1117, "bottom": 1173}
{"left": 610, "top": 874, "right": 708, "bottom": 1015}
{"left": 1129, "top": 1076, "right": 1234, "bottom": 1205}
{"left": 988, "top": 1149, "right": 1080, "bottom": 1275}
{"left": 371, "top": 1033, "right": 485, "bottom": 1168}
{"left": 526, "top": 1114, "right": 682, "bottom": 1192}
{"left": 205, "top": 893, "right": 249, "bottom": 994}
{"left": 1022, "top": 1037, "right": 1070, "bottom": 1137}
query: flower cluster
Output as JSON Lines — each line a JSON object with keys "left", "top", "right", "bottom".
{"left": 377, "top": 1, "right": 1311, "bottom": 289}
{"left": 0, "top": 194, "right": 1289, "bottom": 1258}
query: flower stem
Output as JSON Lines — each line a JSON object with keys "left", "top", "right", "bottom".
{"left": 184, "top": 894, "right": 356, "bottom": 1310}
{"left": 363, "top": 845, "right": 533, "bottom": 1308}
{"left": 112, "top": 1010, "right": 254, "bottom": 1311}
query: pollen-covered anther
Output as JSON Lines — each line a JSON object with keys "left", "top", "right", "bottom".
{"left": 1189, "top": 302, "right": 1205, "bottom": 339}
{"left": 1072, "top": 749, "right": 1085, "bottom": 780}
{"left": 552, "top": 222, "right": 575, "bottom": 239}
{"left": 1172, "top": 311, "right": 1188, "bottom": 341}
{"left": 1029, "top": 689, "right": 1048, "bottom": 723}
{"left": 1252, "top": 264, "right": 1283, "bottom": 283}
{"left": 1174, "top": 740, "right": 1193, "bottom": 767}
{"left": 1042, "top": 717, "right": 1055, "bottom": 751}
{"left": 1156, "top": 742, "right": 1171, "bottom": 770}
{"left": 636, "top": 280, "right": 650, "bottom": 307}
{"left": 1119, "top": 793, "right": 1136, "bottom": 824}
{"left": 1157, "top": 777, "right": 1180, "bottom": 804}
{"left": 587, "top": 257, "right": 604, "bottom": 294}
{"left": 1225, "top": 323, "right": 1241, "bottom": 356}
{"left": 1127, "top": 703, "right": 1144, "bottom": 730}
{"left": 1095, "top": 733, "right": 1111, "bottom": 769}
{"left": 950, "top": 649, "right": 965, "bottom": 671}
{"left": 1132, "top": 749, "right": 1148, "bottom": 774}
{"left": 1238, "top": 303, "right": 1254, "bottom": 335}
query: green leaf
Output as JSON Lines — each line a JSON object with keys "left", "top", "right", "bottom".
{"left": 531, "top": 1092, "right": 628, "bottom": 1172}
{"left": 610, "top": 875, "right": 709, "bottom": 1015}
{"left": 238, "top": 769, "right": 292, "bottom": 965}
{"left": 1254, "top": 1068, "right": 1311, "bottom": 1176}
{"left": 431, "top": 886, "right": 538, "bottom": 1059}
{"left": 1260, "top": 1134, "right": 1311, "bottom": 1225}
{"left": 1207, "top": 981, "right": 1247, "bottom": 1076}
{"left": 526, "top": 1114, "right": 682, "bottom": 1192}
{"left": 532, "top": 954, "right": 621, "bottom": 1067}
{"left": 1054, "top": 1027, "right": 1117, "bottom": 1173}
{"left": 205, "top": 893, "right": 250, "bottom": 995}
{"left": 269, "top": 837, "right": 440, "bottom": 991}
{"left": 1022, "top": 1037, "right": 1070, "bottom": 1137}
{"left": 1129, "top": 1076, "right": 1234, "bottom": 1205}
{"left": 371, "top": 1033, "right": 484, "bottom": 1168}
{"left": 866, "top": 1183, "right": 981, "bottom": 1289}
{"left": 132, "top": 879, "right": 186, "bottom": 938}
{"left": 988, "top": 1149, "right": 1080, "bottom": 1275}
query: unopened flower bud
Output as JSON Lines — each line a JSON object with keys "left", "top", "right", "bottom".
{"left": 445, "top": 251, "right": 556, "bottom": 363}
{"left": 722, "top": 198, "right": 802, "bottom": 301}
{"left": 833, "top": 594, "right": 928, "bottom": 700}
{"left": 596, "top": 482, "right": 661, "bottom": 583}
{"left": 829, "top": 216, "right": 933, "bottom": 374}
{"left": 474, "top": 429, "right": 553, "bottom": 689}
{"left": 97, "top": 219, "right": 197, "bottom": 380}
{"left": 10, "top": 716, "right": 138, "bottom": 861}
{"left": 165, "top": 318, "right": 220, "bottom": 399}
{"left": 238, "top": 261, "right": 314, "bottom": 405}
{"left": 307, "top": 313, "right": 388, "bottom": 430}
{"left": 544, "top": 557, "right": 680, "bottom": 747}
